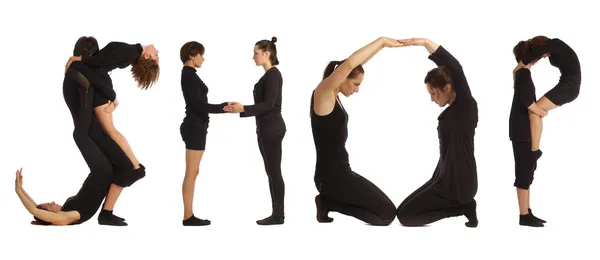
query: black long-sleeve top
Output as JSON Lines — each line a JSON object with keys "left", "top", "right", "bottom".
{"left": 240, "top": 67, "right": 286, "bottom": 136}
{"left": 521, "top": 38, "right": 581, "bottom": 80}
{"left": 80, "top": 42, "right": 143, "bottom": 102}
{"left": 181, "top": 66, "right": 226, "bottom": 123}
{"left": 509, "top": 69, "right": 537, "bottom": 142}
{"left": 428, "top": 46, "right": 479, "bottom": 204}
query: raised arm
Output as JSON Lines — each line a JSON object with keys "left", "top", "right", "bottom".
{"left": 313, "top": 37, "right": 402, "bottom": 115}
{"left": 79, "top": 42, "right": 143, "bottom": 69}
{"left": 316, "top": 37, "right": 400, "bottom": 94}
{"left": 402, "top": 38, "right": 472, "bottom": 100}
{"left": 522, "top": 38, "right": 560, "bottom": 65}
{"left": 240, "top": 70, "right": 282, "bottom": 117}
{"left": 14, "top": 169, "right": 71, "bottom": 226}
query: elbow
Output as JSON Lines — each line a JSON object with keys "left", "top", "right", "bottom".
{"left": 342, "top": 58, "right": 360, "bottom": 70}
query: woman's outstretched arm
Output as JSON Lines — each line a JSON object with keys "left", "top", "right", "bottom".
{"left": 14, "top": 169, "right": 71, "bottom": 225}
{"left": 313, "top": 37, "right": 403, "bottom": 116}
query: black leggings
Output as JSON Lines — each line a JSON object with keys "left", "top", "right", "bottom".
{"left": 396, "top": 178, "right": 468, "bottom": 226}
{"left": 315, "top": 170, "right": 396, "bottom": 225}
{"left": 63, "top": 69, "right": 137, "bottom": 188}
{"left": 257, "top": 133, "right": 285, "bottom": 215}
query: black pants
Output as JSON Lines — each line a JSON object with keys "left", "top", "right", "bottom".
{"left": 512, "top": 141, "right": 535, "bottom": 190}
{"left": 396, "top": 178, "right": 469, "bottom": 227}
{"left": 257, "top": 132, "right": 285, "bottom": 215}
{"left": 63, "top": 69, "right": 136, "bottom": 188}
{"left": 315, "top": 169, "right": 396, "bottom": 225}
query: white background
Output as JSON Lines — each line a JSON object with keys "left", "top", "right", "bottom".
{"left": 0, "top": 0, "right": 598, "bottom": 259}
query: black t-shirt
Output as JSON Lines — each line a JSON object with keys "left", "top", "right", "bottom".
{"left": 521, "top": 38, "right": 581, "bottom": 80}
{"left": 428, "top": 46, "right": 479, "bottom": 203}
{"left": 180, "top": 66, "right": 227, "bottom": 124}
{"left": 240, "top": 67, "right": 286, "bottom": 135}
{"left": 81, "top": 42, "right": 144, "bottom": 106}
{"left": 509, "top": 68, "right": 536, "bottom": 142}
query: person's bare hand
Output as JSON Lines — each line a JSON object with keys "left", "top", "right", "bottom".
{"left": 64, "top": 56, "right": 82, "bottom": 73}
{"left": 103, "top": 101, "right": 116, "bottom": 114}
{"left": 15, "top": 167, "right": 23, "bottom": 190}
{"left": 398, "top": 38, "right": 426, "bottom": 46}
{"left": 223, "top": 102, "right": 244, "bottom": 113}
{"left": 381, "top": 37, "right": 404, "bottom": 47}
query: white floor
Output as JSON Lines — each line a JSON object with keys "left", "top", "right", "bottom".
{"left": 4, "top": 217, "right": 595, "bottom": 259}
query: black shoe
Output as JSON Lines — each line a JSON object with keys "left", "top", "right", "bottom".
{"left": 519, "top": 214, "right": 544, "bottom": 227}
{"left": 124, "top": 164, "right": 146, "bottom": 187}
{"left": 528, "top": 208, "right": 546, "bottom": 223}
{"left": 256, "top": 215, "right": 285, "bottom": 225}
{"left": 98, "top": 214, "right": 128, "bottom": 226}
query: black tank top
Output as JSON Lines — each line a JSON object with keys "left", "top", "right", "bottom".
{"left": 310, "top": 91, "right": 351, "bottom": 172}
{"left": 61, "top": 190, "right": 102, "bottom": 225}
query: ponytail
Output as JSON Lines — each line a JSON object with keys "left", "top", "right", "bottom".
{"left": 322, "top": 60, "right": 342, "bottom": 80}
{"left": 322, "top": 59, "right": 364, "bottom": 80}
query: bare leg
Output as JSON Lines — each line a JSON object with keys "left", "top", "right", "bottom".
{"left": 526, "top": 187, "right": 531, "bottom": 210}
{"left": 529, "top": 111, "right": 543, "bottom": 151}
{"left": 98, "top": 184, "right": 127, "bottom": 225}
{"left": 94, "top": 104, "right": 140, "bottom": 169}
{"left": 182, "top": 149, "right": 210, "bottom": 226}
{"left": 516, "top": 188, "right": 529, "bottom": 214}
{"left": 529, "top": 96, "right": 558, "bottom": 151}
{"left": 103, "top": 184, "right": 124, "bottom": 211}
{"left": 537, "top": 96, "right": 559, "bottom": 111}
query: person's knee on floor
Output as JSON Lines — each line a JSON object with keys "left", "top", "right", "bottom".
{"left": 371, "top": 201, "right": 396, "bottom": 226}
{"left": 396, "top": 205, "right": 421, "bottom": 227}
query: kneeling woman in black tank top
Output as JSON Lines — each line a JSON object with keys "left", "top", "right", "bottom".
{"left": 310, "top": 37, "right": 403, "bottom": 226}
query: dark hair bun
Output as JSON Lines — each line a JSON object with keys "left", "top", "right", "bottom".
{"left": 271, "top": 37, "right": 278, "bottom": 43}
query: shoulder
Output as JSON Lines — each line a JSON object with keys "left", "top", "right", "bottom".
{"left": 266, "top": 67, "right": 282, "bottom": 77}
{"left": 264, "top": 67, "right": 283, "bottom": 83}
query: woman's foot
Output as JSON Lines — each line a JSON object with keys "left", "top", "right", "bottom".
{"left": 531, "top": 150, "right": 543, "bottom": 171}
{"left": 464, "top": 200, "right": 478, "bottom": 228}
{"left": 528, "top": 208, "right": 546, "bottom": 223}
{"left": 183, "top": 214, "right": 211, "bottom": 226}
{"left": 315, "top": 195, "right": 333, "bottom": 223}
{"left": 98, "top": 211, "right": 128, "bottom": 226}
{"left": 519, "top": 213, "right": 544, "bottom": 227}
{"left": 256, "top": 215, "right": 285, "bottom": 225}
{"left": 125, "top": 163, "right": 146, "bottom": 187}
{"left": 99, "top": 209, "right": 125, "bottom": 222}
